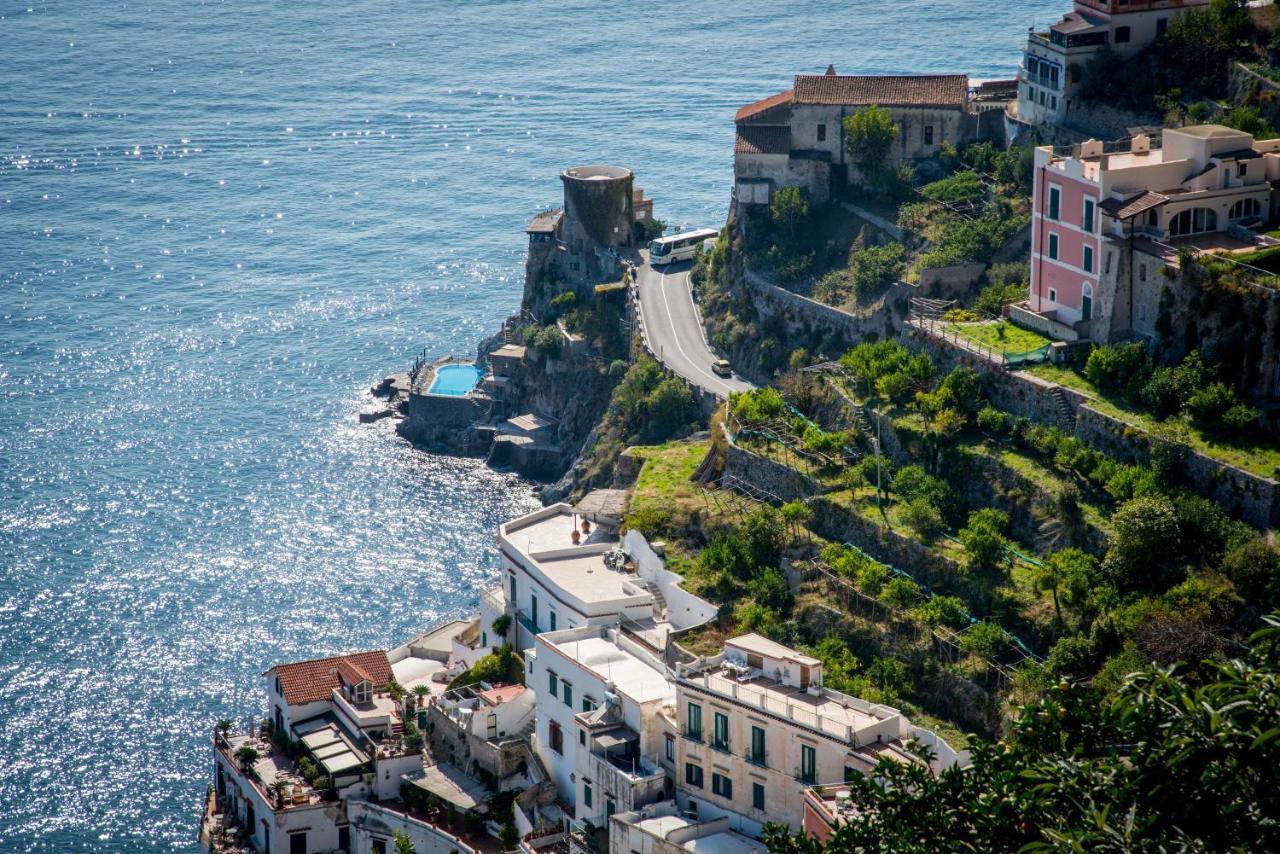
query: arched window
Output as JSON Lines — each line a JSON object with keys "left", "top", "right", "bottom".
{"left": 1168, "top": 207, "right": 1219, "bottom": 237}
{"left": 1081, "top": 282, "right": 1093, "bottom": 322}
{"left": 1229, "top": 198, "right": 1262, "bottom": 222}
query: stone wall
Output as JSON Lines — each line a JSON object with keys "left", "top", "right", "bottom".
{"left": 916, "top": 262, "right": 987, "bottom": 299}
{"left": 722, "top": 442, "right": 821, "bottom": 504}
{"left": 400, "top": 392, "right": 487, "bottom": 448}
{"left": 808, "top": 497, "right": 959, "bottom": 588}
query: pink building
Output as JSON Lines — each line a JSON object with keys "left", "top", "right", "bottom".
{"left": 1021, "top": 125, "right": 1280, "bottom": 342}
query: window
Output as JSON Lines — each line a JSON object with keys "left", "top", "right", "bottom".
{"left": 1082, "top": 282, "right": 1093, "bottom": 322}
{"left": 713, "top": 712, "right": 729, "bottom": 751}
{"left": 1051, "top": 95, "right": 1057, "bottom": 110}
{"left": 752, "top": 782, "right": 766, "bottom": 811}
{"left": 482, "top": 631, "right": 487, "bottom": 648}
{"left": 1156, "top": 17, "right": 1168, "bottom": 36}
{"left": 924, "top": 125, "right": 934, "bottom": 146}
{"left": 685, "top": 762, "right": 704, "bottom": 788}
{"left": 1239, "top": 162, "right": 1248, "bottom": 179}
{"left": 582, "top": 697, "right": 597, "bottom": 713}
{"left": 290, "top": 833, "right": 307, "bottom": 854}
{"left": 749, "top": 726, "right": 766, "bottom": 766}
{"left": 746, "top": 653, "right": 763, "bottom": 669}
{"left": 1115, "top": 26, "right": 1130, "bottom": 43}
{"left": 550, "top": 611, "right": 557, "bottom": 632}
{"left": 712, "top": 772, "right": 733, "bottom": 799}
{"left": 583, "top": 783, "right": 593, "bottom": 809}
{"left": 338, "top": 826, "right": 350, "bottom": 852}
{"left": 509, "top": 574, "right": 516, "bottom": 603}
{"left": 1105, "top": 251, "right": 1113, "bottom": 275}
{"left": 1083, "top": 245, "right": 1094, "bottom": 273}
{"left": 607, "top": 799, "right": 615, "bottom": 819}
{"left": 817, "top": 123, "right": 826, "bottom": 143}
{"left": 1168, "top": 207, "right": 1218, "bottom": 237}
{"left": 549, "top": 720, "right": 563, "bottom": 754}
{"left": 665, "top": 735, "right": 675, "bottom": 763}
{"left": 686, "top": 703, "right": 702, "bottom": 741}
{"left": 580, "top": 729, "right": 586, "bottom": 747}
{"left": 1083, "top": 198, "right": 1095, "bottom": 232}
{"left": 1048, "top": 186, "right": 1061, "bottom": 220}
{"left": 800, "top": 744, "right": 817, "bottom": 784}
{"left": 548, "top": 671, "right": 558, "bottom": 696}
{"left": 352, "top": 681, "right": 371, "bottom": 704}
{"left": 1230, "top": 198, "right": 1262, "bottom": 221}
{"left": 1048, "top": 288, "right": 1057, "bottom": 303}
{"left": 373, "top": 839, "right": 387, "bottom": 854}
{"left": 1138, "top": 263, "right": 1147, "bottom": 283}
{"left": 531, "top": 593, "right": 539, "bottom": 631}
{"left": 563, "top": 682, "right": 573, "bottom": 708}
{"left": 1047, "top": 232, "right": 1059, "bottom": 260}
{"left": 844, "top": 766, "right": 857, "bottom": 782}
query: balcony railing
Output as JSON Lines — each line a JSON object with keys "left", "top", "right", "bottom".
{"left": 516, "top": 609, "right": 540, "bottom": 636}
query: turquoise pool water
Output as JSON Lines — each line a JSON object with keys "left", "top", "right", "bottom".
{"left": 429, "top": 363, "right": 483, "bottom": 396}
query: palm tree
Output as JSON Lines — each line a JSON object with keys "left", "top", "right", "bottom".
{"left": 217, "top": 719, "right": 233, "bottom": 737}
{"left": 233, "top": 745, "right": 260, "bottom": 771}
{"left": 271, "top": 776, "right": 291, "bottom": 808}
{"left": 413, "top": 684, "right": 431, "bottom": 708}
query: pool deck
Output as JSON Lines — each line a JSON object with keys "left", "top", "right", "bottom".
{"left": 411, "top": 356, "right": 482, "bottom": 398}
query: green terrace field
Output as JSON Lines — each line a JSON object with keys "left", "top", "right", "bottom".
{"left": 944, "top": 319, "right": 1054, "bottom": 355}
{"left": 1026, "top": 362, "right": 1280, "bottom": 478}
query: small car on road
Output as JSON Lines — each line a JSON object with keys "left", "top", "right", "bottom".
{"left": 712, "top": 359, "right": 732, "bottom": 377}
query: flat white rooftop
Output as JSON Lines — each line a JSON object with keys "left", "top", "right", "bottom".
{"left": 728, "top": 632, "right": 820, "bottom": 666}
{"left": 503, "top": 505, "right": 617, "bottom": 555}
{"left": 696, "top": 668, "right": 887, "bottom": 737}
{"left": 549, "top": 635, "right": 673, "bottom": 704}
{"left": 684, "top": 832, "right": 765, "bottom": 854}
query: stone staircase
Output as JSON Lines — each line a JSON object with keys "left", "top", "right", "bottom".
{"left": 850, "top": 401, "right": 876, "bottom": 440}
{"left": 634, "top": 577, "right": 669, "bottom": 621}
{"left": 502, "top": 320, "right": 515, "bottom": 345}
{"left": 1048, "top": 386, "right": 1075, "bottom": 429}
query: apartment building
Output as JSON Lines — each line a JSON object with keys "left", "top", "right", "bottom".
{"left": 1020, "top": 124, "right": 1280, "bottom": 343}
{"left": 1012, "top": 0, "right": 1209, "bottom": 129}
{"left": 525, "top": 625, "right": 674, "bottom": 825}
{"left": 671, "top": 634, "right": 963, "bottom": 836}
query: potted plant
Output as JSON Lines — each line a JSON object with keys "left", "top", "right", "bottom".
{"left": 413, "top": 684, "right": 431, "bottom": 709}
{"left": 233, "top": 745, "right": 260, "bottom": 771}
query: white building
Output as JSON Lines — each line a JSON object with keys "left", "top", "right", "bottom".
{"left": 671, "top": 634, "right": 965, "bottom": 836}
{"left": 526, "top": 625, "right": 675, "bottom": 824}
{"left": 485, "top": 500, "right": 717, "bottom": 655}
{"left": 1011, "top": 0, "right": 1209, "bottom": 131}
{"left": 610, "top": 802, "right": 765, "bottom": 854}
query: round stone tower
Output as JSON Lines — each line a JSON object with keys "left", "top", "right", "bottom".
{"left": 560, "top": 165, "right": 635, "bottom": 261}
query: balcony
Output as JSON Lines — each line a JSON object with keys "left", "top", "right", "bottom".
{"left": 517, "top": 609, "right": 541, "bottom": 637}
{"left": 214, "top": 729, "right": 332, "bottom": 813}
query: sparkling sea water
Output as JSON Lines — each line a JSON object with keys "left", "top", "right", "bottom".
{"left": 0, "top": 1, "right": 1061, "bottom": 849}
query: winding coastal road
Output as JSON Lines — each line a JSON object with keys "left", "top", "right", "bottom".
{"left": 635, "top": 256, "right": 755, "bottom": 398}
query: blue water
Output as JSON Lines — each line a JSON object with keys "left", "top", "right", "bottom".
{"left": 429, "top": 364, "right": 483, "bottom": 397}
{"left": 0, "top": 1, "right": 1061, "bottom": 850}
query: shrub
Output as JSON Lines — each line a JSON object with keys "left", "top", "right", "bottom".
{"left": 881, "top": 576, "right": 922, "bottom": 609}
{"left": 849, "top": 242, "right": 907, "bottom": 299}
{"left": 915, "top": 594, "right": 969, "bottom": 629}
{"left": 1084, "top": 342, "right": 1151, "bottom": 398}
{"left": 1103, "top": 495, "right": 1181, "bottom": 591}
{"left": 960, "top": 508, "right": 1009, "bottom": 572}
{"left": 1045, "top": 634, "right": 1096, "bottom": 678}
{"left": 920, "top": 170, "right": 984, "bottom": 204}
{"left": 1220, "top": 539, "right": 1280, "bottom": 609}
{"left": 901, "top": 496, "right": 944, "bottom": 540}
{"left": 892, "top": 465, "right": 951, "bottom": 508}
{"left": 843, "top": 105, "right": 898, "bottom": 177}
{"left": 976, "top": 405, "right": 1010, "bottom": 435}
{"left": 731, "top": 387, "right": 787, "bottom": 423}
{"left": 1141, "top": 366, "right": 1184, "bottom": 419}
{"left": 856, "top": 561, "right": 890, "bottom": 596}
{"left": 960, "top": 621, "right": 1011, "bottom": 658}
{"left": 525, "top": 324, "right": 563, "bottom": 358}
{"left": 973, "top": 281, "right": 1026, "bottom": 316}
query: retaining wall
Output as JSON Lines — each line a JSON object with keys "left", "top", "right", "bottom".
{"left": 722, "top": 442, "right": 821, "bottom": 504}
{"left": 808, "top": 497, "right": 959, "bottom": 588}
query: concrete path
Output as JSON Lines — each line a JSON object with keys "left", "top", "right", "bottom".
{"left": 635, "top": 257, "right": 755, "bottom": 398}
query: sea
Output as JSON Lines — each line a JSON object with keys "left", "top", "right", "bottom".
{"left": 0, "top": 1, "right": 1062, "bottom": 849}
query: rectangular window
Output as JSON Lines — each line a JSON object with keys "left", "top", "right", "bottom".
{"left": 713, "top": 712, "right": 729, "bottom": 751}
{"left": 1048, "top": 186, "right": 1061, "bottom": 221}
{"left": 1083, "top": 245, "right": 1094, "bottom": 273}
{"left": 665, "top": 735, "right": 675, "bottom": 762}
{"left": 801, "top": 744, "right": 817, "bottom": 784}
{"left": 1239, "top": 162, "right": 1248, "bottom": 178}
{"left": 686, "top": 703, "right": 702, "bottom": 742}
{"left": 749, "top": 726, "right": 766, "bottom": 766}
{"left": 373, "top": 840, "right": 387, "bottom": 854}
{"left": 1156, "top": 17, "right": 1168, "bottom": 36}
{"left": 583, "top": 783, "right": 593, "bottom": 809}
{"left": 1083, "top": 198, "right": 1095, "bottom": 232}
{"left": 1051, "top": 95, "right": 1057, "bottom": 110}
{"left": 844, "top": 766, "right": 857, "bottom": 782}
{"left": 582, "top": 697, "right": 597, "bottom": 713}
{"left": 1048, "top": 288, "right": 1057, "bottom": 303}
{"left": 548, "top": 671, "right": 558, "bottom": 696}
{"left": 685, "top": 762, "right": 704, "bottom": 788}
{"left": 580, "top": 729, "right": 586, "bottom": 746}
{"left": 563, "top": 682, "right": 573, "bottom": 708}
{"left": 549, "top": 720, "right": 563, "bottom": 754}
{"left": 1139, "top": 263, "right": 1147, "bottom": 282}
{"left": 509, "top": 574, "right": 516, "bottom": 604}
{"left": 924, "top": 125, "right": 934, "bottom": 146}
{"left": 817, "top": 124, "right": 826, "bottom": 143}
{"left": 712, "top": 772, "right": 733, "bottom": 799}
{"left": 752, "top": 782, "right": 765, "bottom": 811}
{"left": 531, "top": 593, "right": 539, "bottom": 631}
{"left": 550, "top": 611, "right": 557, "bottom": 632}
{"left": 1048, "top": 232, "right": 1059, "bottom": 260}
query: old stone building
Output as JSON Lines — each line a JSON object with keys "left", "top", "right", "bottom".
{"left": 734, "top": 66, "right": 988, "bottom": 207}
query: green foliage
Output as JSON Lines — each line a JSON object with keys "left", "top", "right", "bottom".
{"left": 770, "top": 185, "right": 810, "bottom": 244}
{"left": 549, "top": 290, "right": 577, "bottom": 316}
{"left": 748, "top": 566, "right": 792, "bottom": 611}
{"left": 973, "top": 281, "right": 1026, "bottom": 317}
{"left": 959, "top": 508, "right": 1008, "bottom": 572}
{"left": 917, "top": 205, "right": 1029, "bottom": 269}
{"left": 731, "top": 387, "right": 787, "bottom": 423}
{"left": 1188, "top": 381, "right": 1258, "bottom": 436}
{"left": 1223, "top": 105, "right": 1276, "bottom": 140}
{"left": 1084, "top": 342, "right": 1151, "bottom": 399}
{"left": 920, "top": 170, "right": 983, "bottom": 204}
{"left": 393, "top": 830, "right": 415, "bottom": 854}
{"left": 975, "top": 404, "right": 1010, "bottom": 435}
{"left": 491, "top": 614, "right": 511, "bottom": 640}
{"left": 450, "top": 644, "right": 520, "bottom": 689}
{"left": 840, "top": 340, "right": 933, "bottom": 404}
{"left": 900, "top": 496, "right": 944, "bottom": 540}
{"left": 524, "top": 324, "right": 563, "bottom": 359}
{"left": 636, "top": 216, "right": 667, "bottom": 242}
{"left": 891, "top": 465, "right": 952, "bottom": 515}
{"left": 1221, "top": 539, "right": 1280, "bottom": 610}
{"left": 960, "top": 620, "right": 1011, "bottom": 657}
{"left": 914, "top": 594, "right": 969, "bottom": 630}
{"left": 611, "top": 355, "right": 698, "bottom": 444}
{"left": 1044, "top": 634, "right": 1096, "bottom": 679}
{"left": 1103, "top": 495, "right": 1182, "bottom": 592}
{"left": 843, "top": 105, "right": 899, "bottom": 176}
{"left": 813, "top": 242, "right": 906, "bottom": 305}
{"left": 698, "top": 508, "right": 785, "bottom": 582}
{"left": 880, "top": 576, "right": 922, "bottom": 610}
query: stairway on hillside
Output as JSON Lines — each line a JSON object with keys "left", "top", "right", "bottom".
{"left": 1048, "top": 386, "right": 1075, "bottom": 430}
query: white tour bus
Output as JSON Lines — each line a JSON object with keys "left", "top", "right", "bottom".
{"left": 648, "top": 228, "right": 718, "bottom": 266}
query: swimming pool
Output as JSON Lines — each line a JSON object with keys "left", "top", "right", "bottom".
{"left": 428, "top": 363, "right": 483, "bottom": 396}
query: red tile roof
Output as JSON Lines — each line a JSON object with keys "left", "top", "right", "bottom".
{"left": 268, "top": 651, "right": 392, "bottom": 706}
{"left": 735, "top": 89, "right": 793, "bottom": 123}
{"left": 793, "top": 73, "right": 968, "bottom": 107}
{"left": 735, "top": 125, "right": 790, "bottom": 156}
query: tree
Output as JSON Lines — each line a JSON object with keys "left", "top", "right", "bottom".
{"left": 769, "top": 185, "right": 810, "bottom": 244}
{"left": 843, "top": 105, "right": 899, "bottom": 178}
{"left": 959, "top": 508, "right": 1008, "bottom": 573}
{"left": 1103, "top": 495, "right": 1181, "bottom": 591}
{"left": 881, "top": 576, "right": 922, "bottom": 610}
{"left": 393, "top": 830, "right": 416, "bottom": 854}
{"left": 763, "top": 617, "right": 1280, "bottom": 852}
{"left": 747, "top": 566, "right": 791, "bottom": 610}
{"left": 491, "top": 613, "right": 512, "bottom": 640}
{"left": 500, "top": 820, "right": 521, "bottom": 851}
{"left": 1035, "top": 548, "right": 1096, "bottom": 626}
{"left": 234, "top": 745, "right": 260, "bottom": 771}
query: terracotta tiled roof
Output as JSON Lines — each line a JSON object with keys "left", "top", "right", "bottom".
{"left": 268, "top": 651, "right": 392, "bottom": 706}
{"left": 735, "top": 125, "right": 790, "bottom": 156}
{"left": 735, "top": 89, "right": 793, "bottom": 123}
{"left": 793, "top": 73, "right": 968, "bottom": 107}
{"left": 1100, "top": 191, "right": 1168, "bottom": 220}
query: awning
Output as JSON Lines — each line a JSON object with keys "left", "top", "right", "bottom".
{"left": 406, "top": 763, "right": 491, "bottom": 812}
{"left": 594, "top": 730, "right": 637, "bottom": 751}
